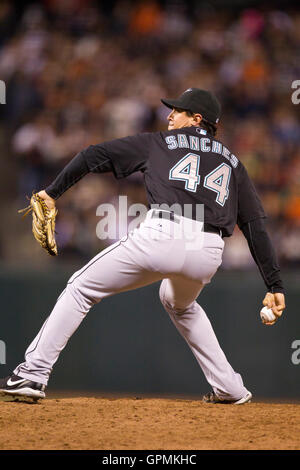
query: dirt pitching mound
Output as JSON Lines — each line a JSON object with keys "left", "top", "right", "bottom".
{"left": 0, "top": 396, "right": 299, "bottom": 450}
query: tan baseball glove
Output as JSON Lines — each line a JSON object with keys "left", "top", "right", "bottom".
{"left": 19, "top": 193, "right": 58, "bottom": 256}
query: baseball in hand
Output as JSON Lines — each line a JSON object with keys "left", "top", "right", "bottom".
{"left": 260, "top": 306, "right": 276, "bottom": 324}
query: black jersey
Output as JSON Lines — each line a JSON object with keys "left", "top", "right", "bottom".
{"left": 45, "top": 125, "right": 283, "bottom": 292}
{"left": 80, "top": 126, "right": 265, "bottom": 237}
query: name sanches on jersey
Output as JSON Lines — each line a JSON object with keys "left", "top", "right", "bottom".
{"left": 165, "top": 132, "right": 239, "bottom": 168}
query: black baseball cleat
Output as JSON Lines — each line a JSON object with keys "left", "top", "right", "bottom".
{"left": 0, "top": 374, "right": 46, "bottom": 400}
{"left": 202, "top": 390, "right": 252, "bottom": 405}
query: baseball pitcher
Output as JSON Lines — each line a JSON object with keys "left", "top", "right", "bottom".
{"left": 0, "top": 88, "right": 285, "bottom": 403}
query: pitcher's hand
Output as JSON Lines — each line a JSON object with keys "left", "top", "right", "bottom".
{"left": 262, "top": 292, "right": 286, "bottom": 325}
{"left": 37, "top": 190, "right": 56, "bottom": 210}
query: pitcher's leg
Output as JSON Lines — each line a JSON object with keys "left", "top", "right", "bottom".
{"left": 14, "top": 238, "right": 162, "bottom": 385}
{"left": 159, "top": 278, "right": 247, "bottom": 400}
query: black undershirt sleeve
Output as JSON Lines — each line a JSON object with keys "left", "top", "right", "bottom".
{"left": 45, "top": 134, "right": 150, "bottom": 200}
{"left": 237, "top": 163, "right": 266, "bottom": 226}
{"left": 45, "top": 147, "right": 114, "bottom": 200}
{"left": 240, "top": 218, "right": 284, "bottom": 294}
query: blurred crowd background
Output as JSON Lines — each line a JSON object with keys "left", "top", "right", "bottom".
{"left": 0, "top": 0, "right": 299, "bottom": 271}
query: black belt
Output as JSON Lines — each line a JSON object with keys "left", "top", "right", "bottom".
{"left": 151, "top": 210, "right": 223, "bottom": 237}
{"left": 203, "top": 223, "right": 223, "bottom": 237}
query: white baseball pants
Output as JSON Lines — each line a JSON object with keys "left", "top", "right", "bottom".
{"left": 15, "top": 209, "right": 247, "bottom": 400}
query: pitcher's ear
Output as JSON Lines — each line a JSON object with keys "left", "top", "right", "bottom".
{"left": 193, "top": 113, "right": 203, "bottom": 126}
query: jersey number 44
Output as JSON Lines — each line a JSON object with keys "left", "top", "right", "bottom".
{"left": 169, "top": 153, "right": 231, "bottom": 207}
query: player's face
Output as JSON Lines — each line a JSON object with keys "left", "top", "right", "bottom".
{"left": 167, "top": 108, "right": 201, "bottom": 130}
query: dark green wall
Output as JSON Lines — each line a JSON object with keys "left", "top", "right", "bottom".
{"left": 0, "top": 267, "right": 299, "bottom": 398}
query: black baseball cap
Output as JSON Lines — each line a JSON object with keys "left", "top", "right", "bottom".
{"left": 161, "top": 88, "right": 221, "bottom": 124}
